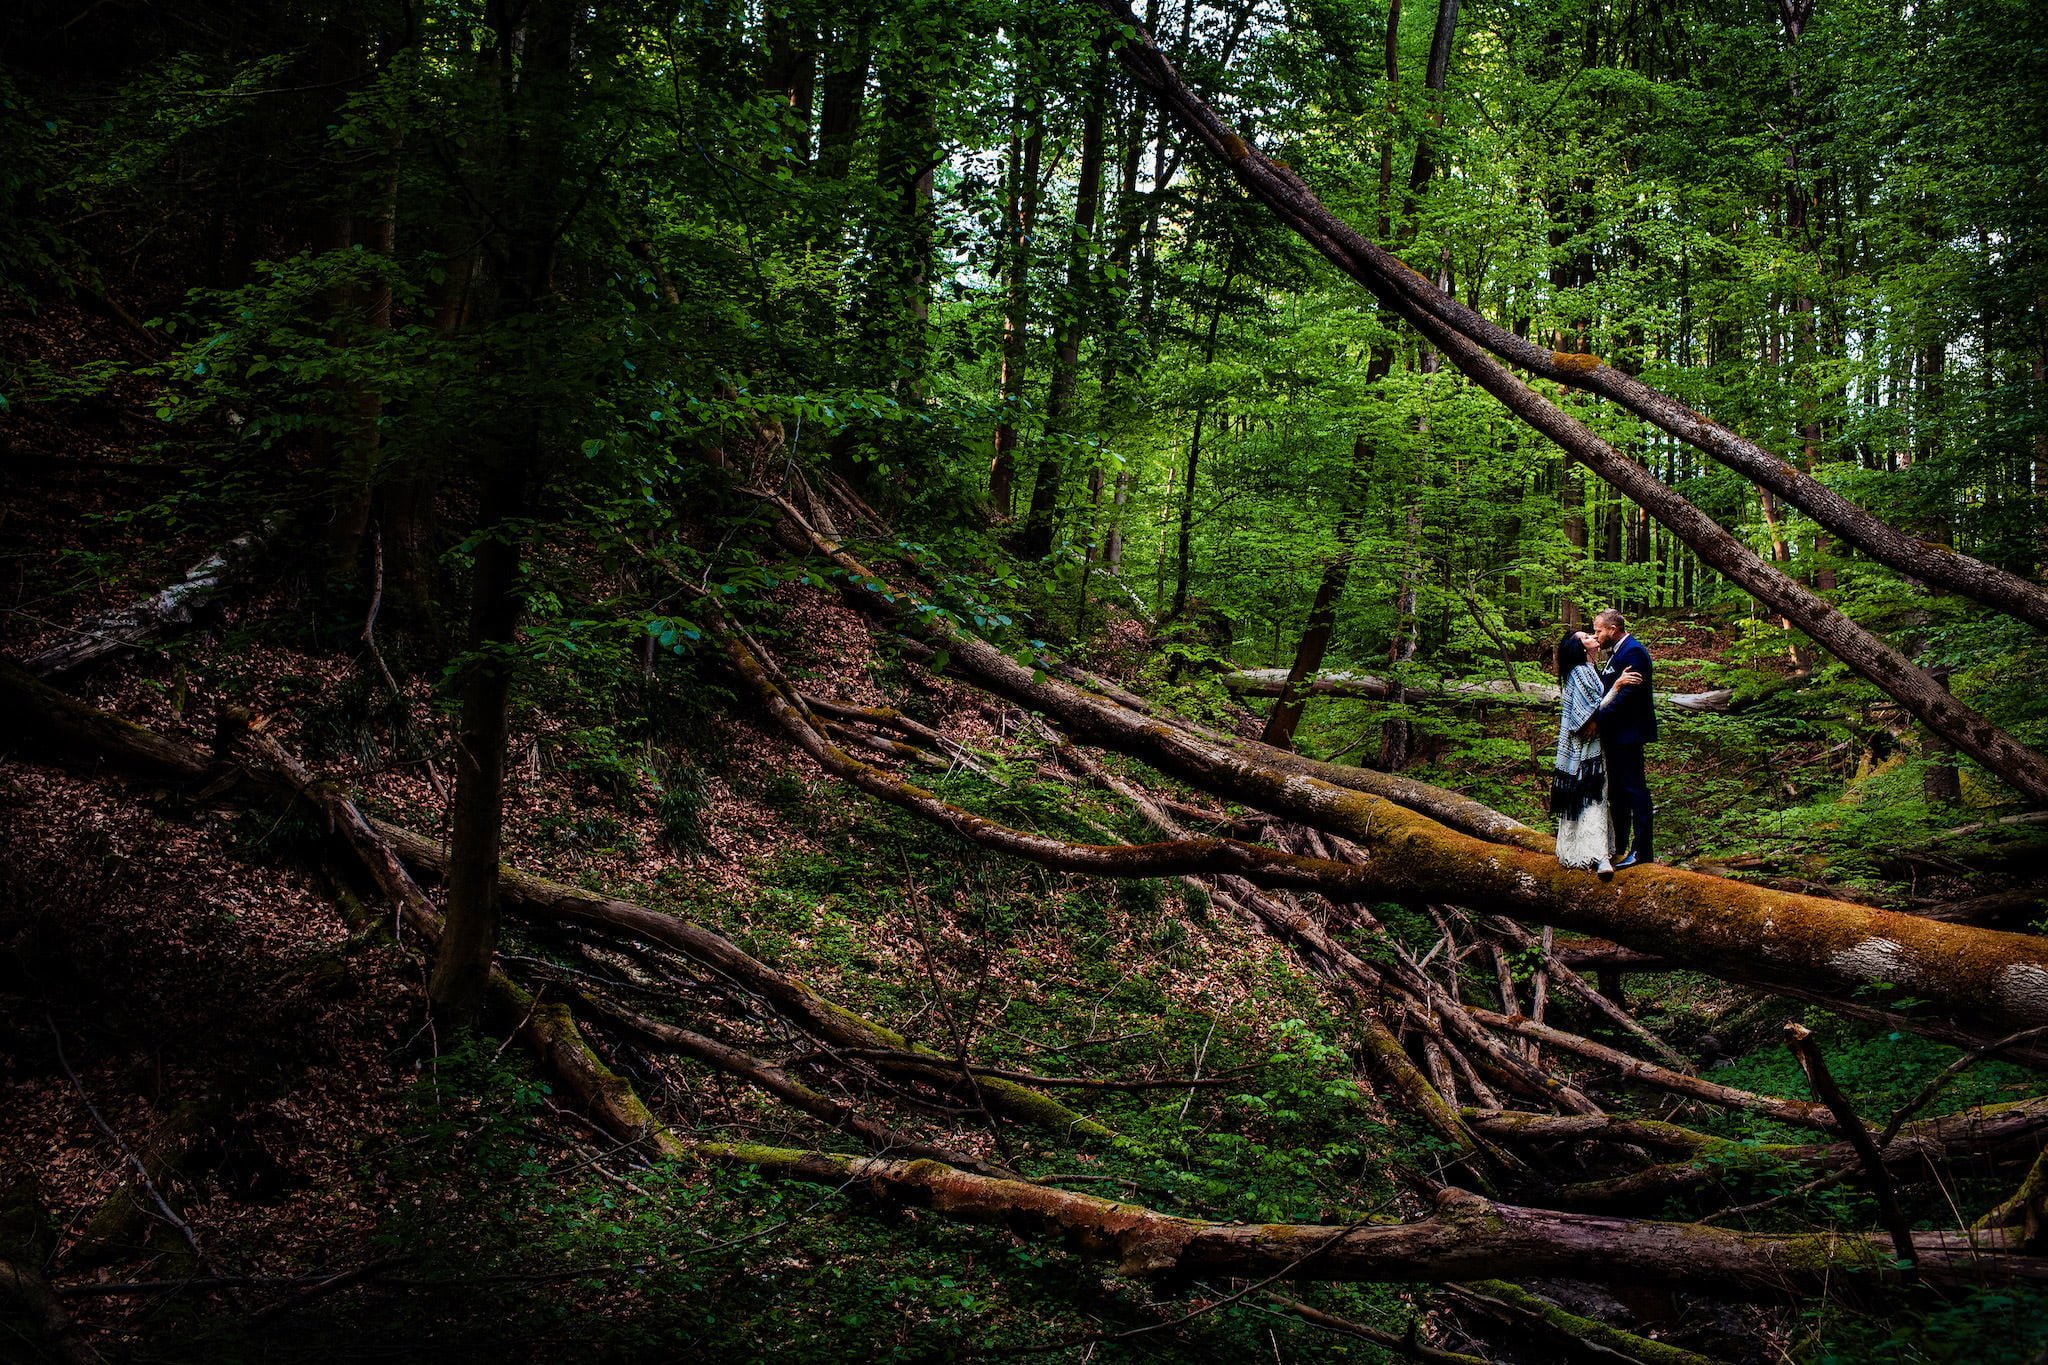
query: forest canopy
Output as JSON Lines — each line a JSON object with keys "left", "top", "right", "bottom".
{"left": 2, "top": 0, "right": 2047, "bottom": 1360}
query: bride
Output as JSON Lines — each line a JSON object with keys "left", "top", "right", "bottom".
{"left": 1552, "top": 629, "right": 1638, "bottom": 876}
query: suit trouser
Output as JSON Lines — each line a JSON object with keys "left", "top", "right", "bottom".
{"left": 1606, "top": 741, "right": 1653, "bottom": 860}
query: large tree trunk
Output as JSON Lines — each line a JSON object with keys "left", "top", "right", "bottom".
{"left": 1097, "top": 6, "right": 2048, "bottom": 803}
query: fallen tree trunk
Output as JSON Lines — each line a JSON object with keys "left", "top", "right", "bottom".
{"left": 1497, "top": 1096, "right": 2048, "bottom": 1213}
{"left": 577, "top": 994, "right": 1006, "bottom": 1174}
{"left": 1447, "top": 1280, "right": 1713, "bottom": 1365}
{"left": 20, "top": 601, "right": 2048, "bottom": 1055}
{"left": 698, "top": 1143, "right": 2047, "bottom": 1292}
{"left": 1047, "top": 736, "right": 1504, "bottom": 1170}
{"left": 1093, "top": 1, "right": 2048, "bottom": 804}
{"left": 725, "top": 525, "right": 2048, "bottom": 1039}
{"left": 363, "top": 818, "right": 1115, "bottom": 1144}
{"left": 24, "top": 525, "right": 273, "bottom": 679}
{"left": 0, "top": 658, "right": 1113, "bottom": 1159}
{"left": 241, "top": 724, "right": 691, "bottom": 1160}
{"left": 1221, "top": 669, "right": 1735, "bottom": 714}
{"left": 720, "top": 620, "right": 1604, "bottom": 1120}
{"left": 1469, "top": 1099, "right": 2045, "bottom": 1175}
{"left": 1465, "top": 1007, "right": 1838, "bottom": 1133}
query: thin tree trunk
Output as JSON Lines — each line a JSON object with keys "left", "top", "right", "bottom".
{"left": 1169, "top": 261, "right": 1234, "bottom": 620}
{"left": 1022, "top": 56, "right": 1108, "bottom": 560}
{"left": 989, "top": 42, "right": 1042, "bottom": 518}
{"left": 1263, "top": 348, "right": 1394, "bottom": 749}
{"left": 430, "top": 0, "right": 577, "bottom": 1027}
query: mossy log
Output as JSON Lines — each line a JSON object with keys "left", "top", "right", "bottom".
{"left": 728, "top": 518, "right": 2048, "bottom": 1039}
{"left": 1449, "top": 1279, "right": 1712, "bottom": 1365}
{"left": 1472, "top": 1096, "right": 2048, "bottom": 1198}
{"left": 22, "top": 524, "right": 273, "bottom": 680}
{"left": 693, "top": 1143, "right": 2046, "bottom": 1293}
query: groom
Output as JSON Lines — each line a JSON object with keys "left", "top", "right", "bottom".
{"left": 1592, "top": 609, "right": 1656, "bottom": 867}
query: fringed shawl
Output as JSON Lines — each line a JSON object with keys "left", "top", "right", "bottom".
{"left": 1551, "top": 663, "right": 1606, "bottom": 818}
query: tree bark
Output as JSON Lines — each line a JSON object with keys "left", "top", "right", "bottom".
{"left": 430, "top": 0, "right": 579, "bottom": 1028}
{"left": 696, "top": 1144, "right": 2047, "bottom": 1292}
{"left": 989, "top": 45, "right": 1044, "bottom": 518}
{"left": 1022, "top": 54, "right": 1109, "bottom": 559}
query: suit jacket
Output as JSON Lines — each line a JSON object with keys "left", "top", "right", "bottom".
{"left": 1597, "top": 634, "right": 1658, "bottom": 746}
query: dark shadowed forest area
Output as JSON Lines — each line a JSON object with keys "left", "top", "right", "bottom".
{"left": 5, "top": 0, "right": 2048, "bottom": 1360}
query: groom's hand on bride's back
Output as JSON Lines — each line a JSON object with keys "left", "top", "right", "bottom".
{"left": 1616, "top": 668, "right": 1643, "bottom": 688}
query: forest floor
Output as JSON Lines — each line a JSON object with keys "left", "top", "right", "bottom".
{"left": 6, "top": 305, "right": 2048, "bottom": 1362}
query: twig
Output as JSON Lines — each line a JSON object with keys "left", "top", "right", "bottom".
{"left": 247, "top": 1255, "right": 418, "bottom": 1322}
{"left": 361, "top": 519, "right": 402, "bottom": 702}
{"left": 1480, "top": 914, "right": 1691, "bottom": 1072}
{"left": 47, "top": 1017, "right": 216, "bottom": 1276}
{"left": 1783, "top": 1022, "right": 1916, "bottom": 1269}
{"left": 1877, "top": 1024, "right": 2048, "bottom": 1149}
{"left": 974, "top": 1218, "right": 1382, "bottom": 1357}
{"left": 1259, "top": 1293, "right": 1492, "bottom": 1364}
{"left": 1180, "top": 1017, "right": 1219, "bottom": 1121}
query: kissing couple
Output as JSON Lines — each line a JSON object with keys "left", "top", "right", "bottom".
{"left": 1551, "top": 610, "right": 1656, "bottom": 877}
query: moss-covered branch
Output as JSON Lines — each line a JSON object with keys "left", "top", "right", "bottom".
{"left": 693, "top": 1143, "right": 2046, "bottom": 1293}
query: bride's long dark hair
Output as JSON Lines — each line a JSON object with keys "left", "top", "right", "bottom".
{"left": 1555, "top": 630, "right": 1590, "bottom": 685}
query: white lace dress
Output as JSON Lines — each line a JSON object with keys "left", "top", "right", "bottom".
{"left": 1552, "top": 663, "right": 1613, "bottom": 871}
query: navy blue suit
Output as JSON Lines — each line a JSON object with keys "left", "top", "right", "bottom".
{"left": 1597, "top": 634, "right": 1656, "bottom": 860}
